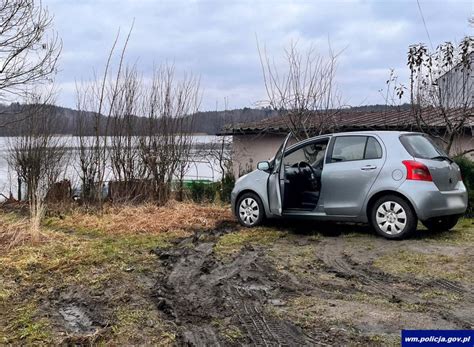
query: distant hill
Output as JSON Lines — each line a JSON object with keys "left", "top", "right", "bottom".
{"left": 0, "top": 103, "right": 411, "bottom": 136}
{"left": 0, "top": 104, "right": 278, "bottom": 136}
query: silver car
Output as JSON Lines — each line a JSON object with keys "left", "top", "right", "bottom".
{"left": 231, "top": 131, "right": 468, "bottom": 239}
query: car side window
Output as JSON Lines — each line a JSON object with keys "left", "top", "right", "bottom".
{"left": 283, "top": 141, "right": 328, "bottom": 167}
{"left": 330, "top": 136, "right": 367, "bottom": 162}
{"left": 365, "top": 137, "right": 383, "bottom": 159}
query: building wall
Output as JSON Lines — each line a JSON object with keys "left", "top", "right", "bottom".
{"left": 231, "top": 132, "right": 473, "bottom": 177}
{"left": 451, "top": 134, "right": 474, "bottom": 158}
{"left": 232, "top": 134, "right": 286, "bottom": 177}
{"left": 437, "top": 58, "right": 473, "bottom": 108}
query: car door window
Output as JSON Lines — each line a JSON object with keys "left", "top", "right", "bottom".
{"left": 365, "top": 137, "right": 383, "bottom": 159}
{"left": 271, "top": 133, "right": 292, "bottom": 174}
{"left": 283, "top": 141, "right": 328, "bottom": 168}
{"left": 330, "top": 136, "right": 367, "bottom": 162}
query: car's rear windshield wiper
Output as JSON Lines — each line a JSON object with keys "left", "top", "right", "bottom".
{"left": 430, "top": 155, "right": 453, "bottom": 163}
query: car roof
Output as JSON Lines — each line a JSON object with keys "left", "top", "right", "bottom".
{"left": 329, "top": 130, "right": 419, "bottom": 137}
{"left": 284, "top": 130, "right": 421, "bottom": 153}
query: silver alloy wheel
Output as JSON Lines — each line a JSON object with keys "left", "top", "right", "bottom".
{"left": 375, "top": 201, "right": 407, "bottom": 235}
{"left": 239, "top": 197, "right": 260, "bottom": 226}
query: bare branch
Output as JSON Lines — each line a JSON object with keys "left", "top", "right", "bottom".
{"left": 0, "top": 0, "right": 61, "bottom": 100}
{"left": 258, "top": 40, "right": 343, "bottom": 140}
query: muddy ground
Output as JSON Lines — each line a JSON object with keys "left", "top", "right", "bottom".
{"left": 149, "top": 221, "right": 473, "bottom": 346}
{"left": 1, "top": 213, "right": 473, "bottom": 345}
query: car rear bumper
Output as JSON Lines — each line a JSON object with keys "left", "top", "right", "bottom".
{"left": 398, "top": 181, "right": 468, "bottom": 221}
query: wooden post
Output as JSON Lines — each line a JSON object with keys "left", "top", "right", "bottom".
{"left": 17, "top": 177, "right": 22, "bottom": 201}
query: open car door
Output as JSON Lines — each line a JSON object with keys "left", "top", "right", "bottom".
{"left": 268, "top": 133, "right": 292, "bottom": 215}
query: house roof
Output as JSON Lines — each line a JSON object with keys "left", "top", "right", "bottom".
{"left": 220, "top": 108, "right": 474, "bottom": 135}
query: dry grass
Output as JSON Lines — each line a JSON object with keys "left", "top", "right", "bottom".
{"left": 47, "top": 200, "right": 234, "bottom": 236}
{"left": 0, "top": 202, "right": 191, "bottom": 344}
{"left": 0, "top": 212, "right": 53, "bottom": 251}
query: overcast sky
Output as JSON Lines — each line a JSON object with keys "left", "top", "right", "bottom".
{"left": 46, "top": 0, "right": 472, "bottom": 111}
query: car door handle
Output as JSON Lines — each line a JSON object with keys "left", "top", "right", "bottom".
{"left": 360, "top": 165, "right": 377, "bottom": 171}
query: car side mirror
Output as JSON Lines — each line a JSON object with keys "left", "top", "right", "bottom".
{"left": 257, "top": 161, "right": 270, "bottom": 171}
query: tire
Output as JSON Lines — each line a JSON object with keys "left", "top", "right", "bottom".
{"left": 422, "top": 215, "right": 460, "bottom": 232}
{"left": 370, "top": 195, "right": 417, "bottom": 240}
{"left": 236, "top": 192, "right": 265, "bottom": 227}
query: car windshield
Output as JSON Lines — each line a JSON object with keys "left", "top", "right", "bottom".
{"left": 399, "top": 134, "right": 447, "bottom": 159}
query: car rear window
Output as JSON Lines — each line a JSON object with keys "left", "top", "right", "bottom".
{"left": 399, "top": 134, "right": 445, "bottom": 159}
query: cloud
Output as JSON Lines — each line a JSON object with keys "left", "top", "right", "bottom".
{"left": 45, "top": 0, "right": 472, "bottom": 110}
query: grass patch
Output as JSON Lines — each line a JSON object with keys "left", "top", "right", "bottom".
{"left": 222, "top": 325, "right": 244, "bottom": 342}
{"left": 0, "top": 231, "right": 176, "bottom": 288}
{"left": 368, "top": 334, "right": 400, "bottom": 346}
{"left": 0, "top": 212, "right": 36, "bottom": 250}
{"left": 0, "top": 203, "right": 202, "bottom": 344}
{"left": 373, "top": 249, "right": 472, "bottom": 283}
{"left": 268, "top": 241, "right": 323, "bottom": 283}
{"left": 349, "top": 292, "right": 428, "bottom": 313}
{"left": 272, "top": 295, "right": 326, "bottom": 330}
{"left": 211, "top": 319, "right": 244, "bottom": 343}
{"left": 421, "top": 289, "right": 461, "bottom": 302}
{"left": 2, "top": 304, "right": 52, "bottom": 344}
{"left": 214, "top": 227, "right": 285, "bottom": 257}
{"left": 112, "top": 307, "right": 175, "bottom": 345}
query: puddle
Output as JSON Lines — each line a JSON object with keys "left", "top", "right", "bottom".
{"left": 59, "top": 304, "right": 95, "bottom": 333}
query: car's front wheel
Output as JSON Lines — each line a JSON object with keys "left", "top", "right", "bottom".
{"left": 422, "top": 215, "right": 460, "bottom": 232}
{"left": 370, "top": 195, "right": 417, "bottom": 239}
{"left": 236, "top": 192, "right": 264, "bottom": 227}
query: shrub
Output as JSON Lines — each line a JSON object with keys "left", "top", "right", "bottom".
{"left": 220, "top": 171, "right": 235, "bottom": 203}
{"left": 454, "top": 157, "right": 474, "bottom": 217}
{"left": 189, "top": 181, "right": 219, "bottom": 203}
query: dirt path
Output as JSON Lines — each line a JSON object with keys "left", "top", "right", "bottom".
{"left": 151, "top": 223, "right": 473, "bottom": 345}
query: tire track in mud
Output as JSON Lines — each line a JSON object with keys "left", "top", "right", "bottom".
{"left": 320, "top": 238, "right": 420, "bottom": 303}
{"left": 228, "top": 286, "right": 319, "bottom": 346}
{"left": 152, "top": 226, "right": 323, "bottom": 346}
{"left": 319, "top": 238, "right": 474, "bottom": 328}
{"left": 426, "top": 279, "right": 470, "bottom": 297}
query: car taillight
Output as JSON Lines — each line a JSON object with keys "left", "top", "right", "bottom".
{"left": 402, "top": 160, "right": 432, "bottom": 181}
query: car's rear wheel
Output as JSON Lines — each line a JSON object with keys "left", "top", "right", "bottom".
{"left": 370, "top": 195, "right": 417, "bottom": 239}
{"left": 236, "top": 192, "right": 264, "bottom": 227}
{"left": 422, "top": 215, "right": 460, "bottom": 232}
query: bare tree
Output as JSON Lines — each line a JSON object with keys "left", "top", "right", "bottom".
{"left": 258, "top": 41, "right": 343, "bottom": 140}
{"left": 139, "top": 64, "right": 200, "bottom": 205}
{"left": 75, "top": 27, "right": 131, "bottom": 206}
{"left": 7, "top": 90, "right": 66, "bottom": 241}
{"left": 201, "top": 99, "right": 234, "bottom": 201}
{"left": 108, "top": 66, "right": 149, "bottom": 201}
{"left": 407, "top": 37, "right": 473, "bottom": 156}
{"left": 0, "top": 0, "right": 61, "bottom": 101}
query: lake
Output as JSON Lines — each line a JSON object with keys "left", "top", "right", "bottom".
{"left": 0, "top": 135, "right": 227, "bottom": 200}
